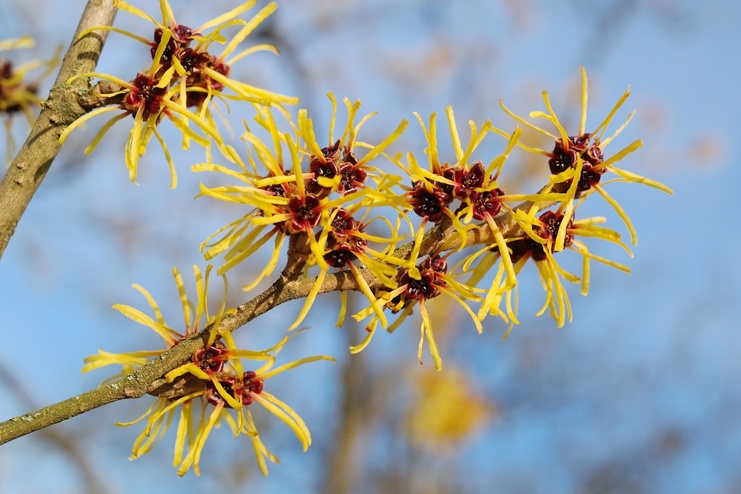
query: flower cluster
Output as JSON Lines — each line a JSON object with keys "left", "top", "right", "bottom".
{"left": 84, "top": 265, "right": 333, "bottom": 476}
{"left": 1, "top": 37, "right": 58, "bottom": 160}
{"left": 195, "top": 96, "right": 408, "bottom": 330}
{"left": 193, "top": 70, "right": 670, "bottom": 370}
{"left": 60, "top": 0, "right": 296, "bottom": 188}
{"left": 57, "top": 0, "right": 672, "bottom": 478}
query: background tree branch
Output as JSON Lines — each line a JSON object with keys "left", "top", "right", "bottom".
{"left": 0, "top": 0, "right": 118, "bottom": 262}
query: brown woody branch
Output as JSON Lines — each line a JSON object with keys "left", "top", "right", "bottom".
{"left": 0, "top": 0, "right": 119, "bottom": 262}
{"left": 0, "top": 192, "right": 552, "bottom": 444}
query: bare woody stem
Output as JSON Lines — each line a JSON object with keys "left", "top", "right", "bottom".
{"left": 0, "top": 194, "right": 551, "bottom": 445}
{"left": 0, "top": 0, "right": 119, "bottom": 262}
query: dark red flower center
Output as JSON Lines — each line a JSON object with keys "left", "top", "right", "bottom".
{"left": 548, "top": 134, "right": 606, "bottom": 192}
{"left": 397, "top": 256, "right": 448, "bottom": 301}
{"left": 530, "top": 210, "right": 574, "bottom": 262}
{"left": 288, "top": 194, "right": 322, "bottom": 232}
{"left": 470, "top": 188, "right": 503, "bottom": 220}
{"left": 194, "top": 343, "right": 227, "bottom": 374}
{"left": 124, "top": 73, "right": 168, "bottom": 118}
{"left": 409, "top": 182, "right": 449, "bottom": 223}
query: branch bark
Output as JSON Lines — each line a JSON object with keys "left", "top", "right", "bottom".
{"left": 0, "top": 193, "right": 551, "bottom": 444}
{"left": 0, "top": 0, "right": 119, "bottom": 262}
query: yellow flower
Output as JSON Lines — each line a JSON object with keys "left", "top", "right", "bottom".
{"left": 163, "top": 331, "right": 334, "bottom": 476}
{"left": 60, "top": 0, "right": 298, "bottom": 188}
{"left": 103, "top": 0, "right": 298, "bottom": 111}
{"left": 398, "top": 107, "right": 565, "bottom": 287}
{"left": 84, "top": 264, "right": 334, "bottom": 476}
{"left": 195, "top": 100, "right": 409, "bottom": 333}
{"left": 478, "top": 202, "right": 632, "bottom": 332}
{"left": 498, "top": 67, "right": 672, "bottom": 247}
{"left": 298, "top": 92, "right": 407, "bottom": 198}
{"left": 82, "top": 264, "right": 231, "bottom": 376}
{"left": 59, "top": 43, "right": 224, "bottom": 188}
{"left": 352, "top": 254, "right": 484, "bottom": 371}
{"left": 1, "top": 36, "right": 59, "bottom": 160}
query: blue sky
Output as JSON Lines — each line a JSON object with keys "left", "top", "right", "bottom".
{"left": 1, "top": 0, "right": 740, "bottom": 492}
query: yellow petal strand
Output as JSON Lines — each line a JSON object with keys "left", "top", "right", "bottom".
{"left": 171, "top": 268, "right": 191, "bottom": 334}
{"left": 219, "top": 2, "right": 276, "bottom": 59}
{"left": 407, "top": 217, "right": 427, "bottom": 271}
{"left": 112, "top": 304, "right": 176, "bottom": 346}
{"left": 478, "top": 262, "right": 506, "bottom": 321}
{"left": 336, "top": 291, "right": 348, "bottom": 327}
{"left": 340, "top": 98, "right": 362, "bottom": 147}
{"left": 131, "top": 284, "right": 166, "bottom": 326}
{"left": 286, "top": 268, "right": 327, "bottom": 331}
{"left": 227, "top": 44, "right": 278, "bottom": 66}
{"left": 78, "top": 25, "right": 152, "bottom": 45}
{"left": 151, "top": 127, "right": 177, "bottom": 188}
{"left": 425, "top": 112, "right": 439, "bottom": 166}
{"left": 595, "top": 139, "right": 643, "bottom": 170}
{"left": 445, "top": 106, "right": 464, "bottom": 162}
{"left": 534, "top": 262, "right": 553, "bottom": 317}
{"left": 608, "top": 166, "right": 673, "bottom": 194}
{"left": 486, "top": 126, "right": 522, "bottom": 182}
{"left": 163, "top": 100, "right": 223, "bottom": 144}
{"left": 125, "top": 110, "right": 144, "bottom": 183}
{"left": 600, "top": 110, "right": 635, "bottom": 147}
{"left": 59, "top": 106, "right": 120, "bottom": 145}
{"left": 350, "top": 318, "right": 378, "bottom": 354}
{"left": 150, "top": 29, "right": 172, "bottom": 76}
{"left": 0, "top": 36, "right": 34, "bottom": 51}
{"left": 356, "top": 120, "right": 408, "bottom": 166}
{"left": 420, "top": 301, "right": 443, "bottom": 371}
{"left": 115, "top": 399, "right": 161, "bottom": 427}
{"left": 113, "top": 0, "right": 158, "bottom": 24}
{"left": 241, "top": 231, "right": 283, "bottom": 291}
{"left": 459, "top": 120, "right": 485, "bottom": 167}
{"left": 438, "top": 286, "right": 483, "bottom": 334}
{"left": 593, "top": 87, "right": 631, "bottom": 140}
{"left": 173, "top": 401, "right": 190, "bottom": 466}
{"left": 351, "top": 111, "right": 377, "bottom": 148}
{"left": 299, "top": 109, "right": 325, "bottom": 159}
{"left": 218, "top": 226, "right": 273, "bottom": 275}
{"left": 165, "top": 363, "right": 211, "bottom": 382}
{"left": 197, "top": 0, "right": 258, "bottom": 33}
{"left": 542, "top": 250, "right": 577, "bottom": 286}
{"left": 571, "top": 240, "right": 630, "bottom": 274}
{"left": 540, "top": 91, "right": 570, "bottom": 145}
{"left": 259, "top": 356, "right": 335, "bottom": 381}
{"left": 186, "top": 402, "right": 223, "bottom": 477}
{"left": 593, "top": 183, "right": 637, "bottom": 245}
{"left": 66, "top": 72, "right": 132, "bottom": 89}
{"left": 205, "top": 67, "right": 296, "bottom": 105}
{"left": 486, "top": 215, "right": 517, "bottom": 289}
{"left": 205, "top": 221, "right": 254, "bottom": 261}
{"left": 500, "top": 100, "right": 557, "bottom": 139}
{"left": 581, "top": 246, "right": 591, "bottom": 295}
{"left": 348, "top": 263, "right": 388, "bottom": 328}
{"left": 579, "top": 66, "right": 588, "bottom": 136}
{"left": 211, "top": 378, "right": 243, "bottom": 410}
{"left": 253, "top": 393, "right": 310, "bottom": 451}
{"left": 463, "top": 246, "right": 495, "bottom": 278}
{"left": 84, "top": 112, "right": 128, "bottom": 155}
